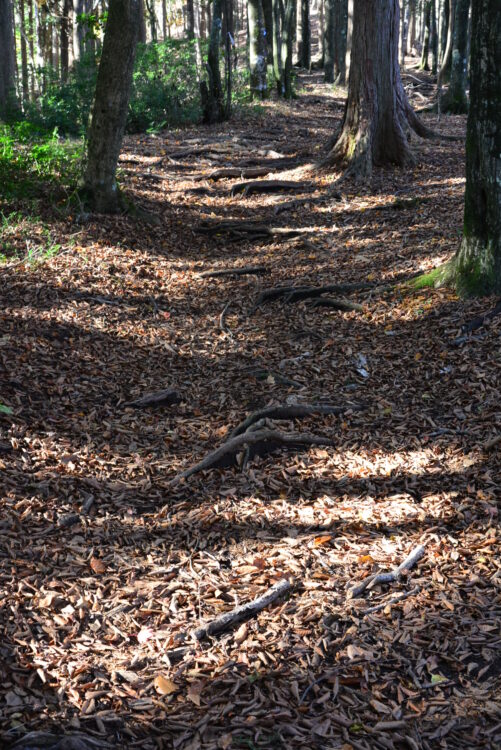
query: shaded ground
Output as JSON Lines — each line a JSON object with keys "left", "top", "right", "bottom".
{"left": 0, "top": 71, "right": 500, "bottom": 750}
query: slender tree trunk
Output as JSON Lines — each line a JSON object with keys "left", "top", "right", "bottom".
{"left": 437, "top": 0, "right": 453, "bottom": 84}
{"left": 0, "top": 0, "right": 18, "bottom": 117}
{"left": 201, "top": 0, "right": 225, "bottom": 122}
{"left": 82, "top": 0, "right": 141, "bottom": 212}
{"left": 138, "top": 0, "right": 147, "bottom": 42}
{"left": 324, "top": 0, "right": 335, "bottom": 82}
{"left": 60, "top": 0, "right": 71, "bottom": 80}
{"left": 420, "top": 0, "right": 431, "bottom": 69}
{"left": 344, "top": 0, "right": 353, "bottom": 81}
{"left": 145, "top": 0, "right": 157, "bottom": 40}
{"left": 272, "top": 0, "right": 282, "bottom": 91}
{"left": 400, "top": 0, "right": 407, "bottom": 64}
{"left": 187, "top": 0, "right": 195, "bottom": 37}
{"left": 280, "top": 0, "right": 295, "bottom": 97}
{"left": 248, "top": 0, "right": 268, "bottom": 96}
{"left": 299, "top": 0, "right": 310, "bottom": 68}
{"left": 73, "top": 0, "right": 85, "bottom": 61}
{"left": 430, "top": 0, "right": 438, "bottom": 73}
{"left": 453, "top": 0, "right": 501, "bottom": 295}
{"left": 19, "top": 0, "right": 30, "bottom": 102}
{"left": 441, "top": 0, "right": 469, "bottom": 112}
{"left": 408, "top": 0, "right": 417, "bottom": 52}
{"left": 325, "top": 0, "right": 431, "bottom": 179}
{"left": 261, "top": 0, "right": 274, "bottom": 64}
{"left": 334, "top": 0, "right": 348, "bottom": 83}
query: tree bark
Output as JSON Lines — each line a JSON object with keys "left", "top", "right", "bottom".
{"left": 453, "top": 0, "right": 500, "bottom": 295}
{"left": 408, "top": 0, "right": 417, "bottom": 53}
{"left": 299, "top": 0, "right": 310, "bottom": 69}
{"left": 248, "top": 0, "right": 268, "bottom": 97}
{"left": 420, "top": 0, "right": 431, "bottom": 69}
{"left": 430, "top": 0, "right": 438, "bottom": 74}
{"left": 272, "top": 0, "right": 282, "bottom": 92}
{"left": 0, "top": 0, "right": 18, "bottom": 117}
{"left": 201, "top": 0, "right": 226, "bottom": 122}
{"left": 325, "top": 0, "right": 432, "bottom": 179}
{"left": 82, "top": 0, "right": 141, "bottom": 212}
{"left": 324, "top": 0, "right": 335, "bottom": 82}
{"left": 60, "top": 0, "right": 71, "bottom": 80}
{"left": 280, "top": 0, "right": 296, "bottom": 98}
{"left": 441, "top": 0, "right": 469, "bottom": 113}
{"left": 187, "top": 0, "right": 195, "bottom": 38}
{"left": 73, "top": 0, "right": 85, "bottom": 63}
{"left": 19, "top": 0, "right": 30, "bottom": 102}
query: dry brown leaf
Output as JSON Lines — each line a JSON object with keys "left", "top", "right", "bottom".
{"left": 154, "top": 674, "right": 178, "bottom": 695}
{"left": 89, "top": 557, "right": 107, "bottom": 574}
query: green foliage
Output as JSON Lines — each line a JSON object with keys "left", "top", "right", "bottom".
{"left": 127, "top": 40, "right": 203, "bottom": 133}
{"left": 0, "top": 124, "right": 83, "bottom": 200}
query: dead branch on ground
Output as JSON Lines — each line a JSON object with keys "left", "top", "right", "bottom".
{"left": 191, "top": 578, "right": 292, "bottom": 641}
{"left": 231, "top": 402, "right": 363, "bottom": 438}
{"left": 200, "top": 265, "right": 269, "bottom": 278}
{"left": 348, "top": 545, "right": 426, "bottom": 599}
{"left": 124, "top": 388, "right": 181, "bottom": 408}
{"left": 230, "top": 180, "right": 311, "bottom": 197}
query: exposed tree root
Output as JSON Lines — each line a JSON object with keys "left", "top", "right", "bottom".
{"left": 273, "top": 194, "right": 341, "bottom": 215}
{"left": 308, "top": 297, "right": 365, "bottom": 312}
{"left": 124, "top": 388, "right": 181, "bottom": 408}
{"left": 170, "top": 429, "right": 336, "bottom": 484}
{"left": 9, "top": 732, "right": 113, "bottom": 749}
{"left": 191, "top": 578, "right": 293, "bottom": 641}
{"left": 230, "top": 402, "right": 362, "bottom": 438}
{"left": 461, "top": 299, "right": 501, "bottom": 334}
{"left": 253, "top": 282, "right": 374, "bottom": 309}
{"left": 230, "top": 180, "right": 311, "bottom": 197}
{"left": 204, "top": 166, "right": 273, "bottom": 181}
{"left": 348, "top": 545, "right": 426, "bottom": 599}
{"left": 197, "top": 220, "right": 302, "bottom": 242}
{"left": 200, "top": 265, "right": 269, "bottom": 278}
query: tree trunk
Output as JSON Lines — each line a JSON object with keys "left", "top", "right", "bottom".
{"left": 324, "top": 0, "right": 335, "bottom": 82}
{"left": 299, "top": 0, "right": 310, "bottom": 68}
{"left": 60, "top": 0, "right": 71, "bottom": 80}
{"left": 344, "top": 0, "right": 353, "bottom": 80}
{"left": 261, "top": 0, "right": 274, "bottom": 64}
{"left": 248, "top": 0, "right": 268, "bottom": 97}
{"left": 0, "top": 0, "right": 18, "bottom": 117}
{"left": 430, "top": 0, "right": 438, "bottom": 73}
{"left": 408, "top": 0, "right": 417, "bottom": 53}
{"left": 138, "top": 0, "right": 147, "bottom": 42}
{"left": 19, "top": 0, "right": 30, "bottom": 102}
{"left": 400, "top": 0, "right": 407, "bottom": 65}
{"left": 201, "top": 0, "right": 225, "bottom": 122}
{"left": 441, "top": 0, "right": 469, "bottom": 112}
{"left": 437, "top": 0, "right": 453, "bottom": 85}
{"left": 325, "top": 0, "right": 429, "bottom": 179}
{"left": 334, "top": 0, "right": 348, "bottom": 83}
{"left": 187, "top": 0, "right": 195, "bottom": 38}
{"left": 453, "top": 0, "right": 501, "bottom": 295}
{"left": 420, "top": 0, "right": 431, "bottom": 69}
{"left": 272, "top": 0, "right": 282, "bottom": 92}
{"left": 280, "top": 0, "right": 295, "bottom": 97}
{"left": 72, "top": 0, "right": 85, "bottom": 62}
{"left": 82, "top": 0, "right": 140, "bottom": 212}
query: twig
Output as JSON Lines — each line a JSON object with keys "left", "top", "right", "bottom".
{"left": 219, "top": 301, "right": 232, "bottom": 336}
{"left": 191, "top": 578, "right": 292, "bottom": 641}
{"left": 170, "top": 429, "right": 336, "bottom": 485}
{"left": 360, "top": 586, "right": 421, "bottom": 615}
{"left": 348, "top": 546, "right": 426, "bottom": 599}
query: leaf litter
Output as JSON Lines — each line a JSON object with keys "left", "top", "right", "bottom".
{"left": 0, "top": 71, "right": 500, "bottom": 750}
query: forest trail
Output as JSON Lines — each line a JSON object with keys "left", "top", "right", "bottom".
{"left": 1, "top": 72, "right": 500, "bottom": 749}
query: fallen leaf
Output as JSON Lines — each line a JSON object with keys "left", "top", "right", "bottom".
{"left": 90, "top": 557, "right": 107, "bottom": 574}
{"left": 154, "top": 674, "right": 178, "bottom": 695}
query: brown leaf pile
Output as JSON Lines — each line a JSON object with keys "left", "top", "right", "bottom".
{"left": 0, "top": 71, "right": 500, "bottom": 750}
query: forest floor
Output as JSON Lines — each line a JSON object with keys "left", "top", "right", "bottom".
{"left": 0, "top": 69, "right": 500, "bottom": 750}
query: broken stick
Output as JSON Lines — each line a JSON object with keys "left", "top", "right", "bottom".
{"left": 191, "top": 578, "right": 292, "bottom": 641}
{"left": 348, "top": 545, "right": 426, "bottom": 599}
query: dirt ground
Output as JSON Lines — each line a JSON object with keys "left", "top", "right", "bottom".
{"left": 0, "top": 70, "right": 500, "bottom": 750}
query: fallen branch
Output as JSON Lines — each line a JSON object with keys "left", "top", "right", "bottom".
{"left": 253, "top": 282, "right": 374, "bottom": 309}
{"left": 219, "top": 301, "right": 232, "bottom": 336}
{"left": 170, "top": 429, "right": 336, "bottom": 484}
{"left": 200, "top": 265, "right": 269, "bottom": 278}
{"left": 124, "top": 388, "right": 181, "bottom": 408}
{"left": 191, "top": 578, "right": 292, "bottom": 641}
{"left": 231, "top": 403, "right": 362, "bottom": 438}
{"left": 308, "top": 297, "right": 365, "bottom": 312}
{"left": 230, "top": 180, "right": 311, "bottom": 197}
{"left": 348, "top": 545, "right": 426, "bottom": 599}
